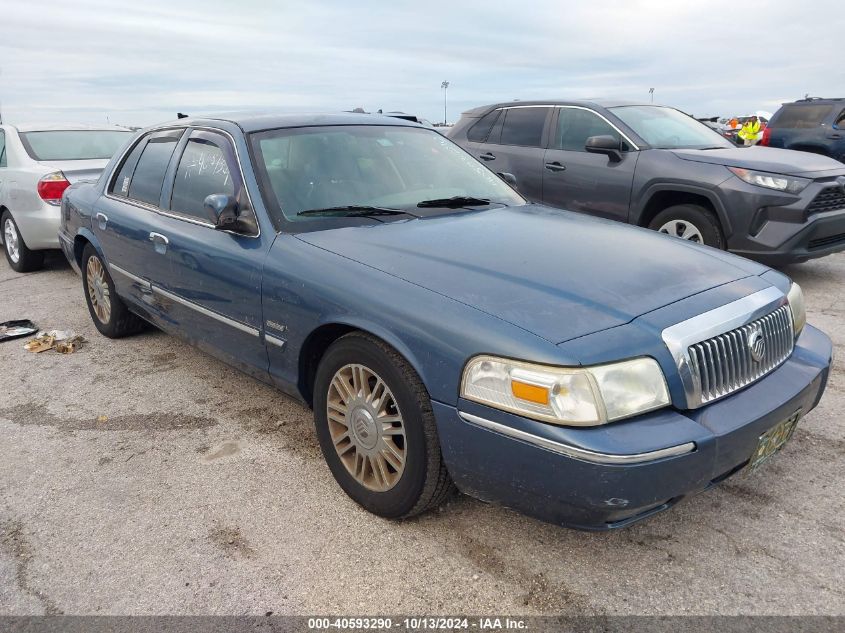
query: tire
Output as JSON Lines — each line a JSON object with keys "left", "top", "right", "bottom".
{"left": 2, "top": 210, "right": 45, "bottom": 272}
{"left": 648, "top": 204, "right": 725, "bottom": 250}
{"left": 313, "top": 332, "right": 455, "bottom": 518}
{"left": 81, "top": 244, "right": 145, "bottom": 338}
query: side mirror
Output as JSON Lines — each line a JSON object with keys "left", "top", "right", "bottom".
{"left": 203, "top": 194, "right": 239, "bottom": 229}
{"left": 585, "top": 135, "right": 623, "bottom": 162}
{"left": 497, "top": 172, "right": 518, "bottom": 188}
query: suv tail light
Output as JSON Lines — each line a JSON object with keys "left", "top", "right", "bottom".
{"left": 37, "top": 172, "right": 71, "bottom": 206}
{"left": 759, "top": 126, "right": 771, "bottom": 146}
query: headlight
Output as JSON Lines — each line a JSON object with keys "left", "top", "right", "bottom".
{"left": 787, "top": 282, "right": 806, "bottom": 336}
{"left": 728, "top": 167, "right": 810, "bottom": 194}
{"left": 460, "top": 356, "right": 670, "bottom": 426}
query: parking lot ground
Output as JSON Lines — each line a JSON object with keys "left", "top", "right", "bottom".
{"left": 0, "top": 252, "right": 843, "bottom": 616}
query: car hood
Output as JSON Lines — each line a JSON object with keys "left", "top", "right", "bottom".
{"left": 296, "top": 205, "right": 768, "bottom": 344}
{"left": 671, "top": 146, "right": 845, "bottom": 176}
{"left": 40, "top": 159, "right": 110, "bottom": 184}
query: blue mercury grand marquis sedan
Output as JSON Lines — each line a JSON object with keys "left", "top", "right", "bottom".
{"left": 60, "top": 113, "right": 832, "bottom": 530}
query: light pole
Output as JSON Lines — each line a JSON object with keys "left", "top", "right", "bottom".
{"left": 441, "top": 80, "right": 450, "bottom": 125}
{"left": 649, "top": 87, "right": 654, "bottom": 103}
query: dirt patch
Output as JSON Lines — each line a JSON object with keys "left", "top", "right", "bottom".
{"left": 202, "top": 440, "right": 242, "bottom": 461}
{"left": 208, "top": 524, "right": 256, "bottom": 559}
{"left": 0, "top": 520, "right": 61, "bottom": 614}
{"left": 0, "top": 402, "right": 217, "bottom": 432}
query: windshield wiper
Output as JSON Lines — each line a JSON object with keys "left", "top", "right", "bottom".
{"left": 416, "top": 196, "right": 491, "bottom": 208}
{"left": 297, "top": 205, "right": 414, "bottom": 218}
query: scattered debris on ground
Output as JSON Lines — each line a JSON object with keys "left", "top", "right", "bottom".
{"left": 0, "top": 320, "right": 38, "bottom": 343}
{"left": 23, "top": 330, "right": 85, "bottom": 354}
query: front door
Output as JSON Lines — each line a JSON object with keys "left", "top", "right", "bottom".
{"left": 153, "top": 128, "right": 272, "bottom": 380}
{"left": 542, "top": 107, "right": 638, "bottom": 221}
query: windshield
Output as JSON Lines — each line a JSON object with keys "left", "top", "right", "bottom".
{"left": 610, "top": 106, "right": 734, "bottom": 149}
{"left": 250, "top": 125, "right": 524, "bottom": 223}
{"left": 20, "top": 130, "right": 133, "bottom": 161}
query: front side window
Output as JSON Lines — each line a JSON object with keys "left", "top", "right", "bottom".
{"left": 555, "top": 108, "right": 621, "bottom": 151}
{"left": 250, "top": 125, "right": 524, "bottom": 225}
{"left": 126, "top": 131, "right": 182, "bottom": 206}
{"left": 170, "top": 132, "right": 238, "bottom": 220}
{"left": 0, "top": 130, "right": 6, "bottom": 167}
{"left": 19, "top": 130, "right": 133, "bottom": 161}
{"left": 498, "top": 107, "right": 550, "bottom": 147}
{"left": 610, "top": 105, "right": 733, "bottom": 149}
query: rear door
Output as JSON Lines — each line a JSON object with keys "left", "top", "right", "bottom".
{"left": 466, "top": 106, "right": 551, "bottom": 202}
{"left": 153, "top": 127, "right": 271, "bottom": 379}
{"left": 541, "top": 106, "right": 638, "bottom": 221}
{"left": 94, "top": 128, "right": 185, "bottom": 311}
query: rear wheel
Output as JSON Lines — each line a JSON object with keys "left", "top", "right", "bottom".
{"left": 81, "top": 244, "right": 145, "bottom": 338}
{"left": 2, "top": 211, "right": 45, "bottom": 272}
{"left": 313, "top": 332, "right": 455, "bottom": 518}
{"left": 648, "top": 204, "right": 725, "bottom": 249}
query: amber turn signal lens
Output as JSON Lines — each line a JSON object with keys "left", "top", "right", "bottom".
{"left": 511, "top": 380, "right": 550, "bottom": 405}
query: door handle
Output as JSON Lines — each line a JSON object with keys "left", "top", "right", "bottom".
{"left": 545, "top": 162, "right": 566, "bottom": 172}
{"left": 95, "top": 212, "right": 108, "bottom": 230}
{"left": 479, "top": 152, "right": 496, "bottom": 161}
{"left": 149, "top": 232, "right": 169, "bottom": 254}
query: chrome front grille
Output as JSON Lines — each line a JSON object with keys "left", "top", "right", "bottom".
{"left": 687, "top": 305, "right": 794, "bottom": 404}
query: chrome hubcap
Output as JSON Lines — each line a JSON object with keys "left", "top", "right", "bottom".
{"left": 327, "top": 364, "right": 406, "bottom": 492}
{"left": 4, "top": 219, "right": 20, "bottom": 263}
{"left": 86, "top": 256, "right": 112, "bottom": 324}
{"left": 658, "top": 219, "right": 703, "bottom": 243}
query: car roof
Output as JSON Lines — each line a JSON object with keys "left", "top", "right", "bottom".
{"left": 12, "top": 123, "right": 135, "bottom": 133}
{"left": 787, "top": 97, "right": 845, "bottom": 105}
{"left": 460, "top": 99, "right": 653, "bottom": 116}
{"left": 153, "top": 112, "right": 425, "bottom": 134}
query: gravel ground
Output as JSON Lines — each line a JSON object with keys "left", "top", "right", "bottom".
{"left": 0, "top": 251, "right": 843, "bottom": 617}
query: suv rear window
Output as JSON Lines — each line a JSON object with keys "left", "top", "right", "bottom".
{"left": 19, "top": 130, "right": 132, "bottom": 161}
{"left": 499, "top": 107, "right": 550, "bottom": 147}
{"left": 770, "top": 104, "right": 833, "bottom": 129}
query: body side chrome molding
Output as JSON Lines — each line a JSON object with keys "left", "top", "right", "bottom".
{"left": 662, "top": 286, "right": 789, "bottom": 408}
{"left": 109, "top": 263, "right": 151, "bottom": 290}
{"left": 265, "top": 334, "right": 286, "bottom": 349}
{"left": 458, "top": 412, "right": 695, "bottom": 465}
{"left": 151, "top": 285, "right": 260, "bottom": 337}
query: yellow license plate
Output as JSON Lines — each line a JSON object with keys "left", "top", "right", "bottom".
{"left": 748, "top": 410, "right": 801, "bottom": 471}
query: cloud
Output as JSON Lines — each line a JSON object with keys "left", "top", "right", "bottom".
{"left": 1, "top": 0, "right": 843, "bottom": 126}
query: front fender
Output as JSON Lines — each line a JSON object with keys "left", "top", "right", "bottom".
{"left": 634, "top": 182, "right": 733, "bottom": 237}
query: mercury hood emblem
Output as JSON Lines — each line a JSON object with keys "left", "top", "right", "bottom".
{"left": 748, "top": 328, "right": 766, "bottom": 363}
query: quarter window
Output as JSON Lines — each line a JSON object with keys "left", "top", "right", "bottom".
{"left": 109, "top": 139, "right": 146, "bottom": 198}
{"left": 555, "top": 108, "right": 621, "bottom": 151}
{"left": 0, "top": 130, "right": 6, "bottom": 167}
{"left": 499, "top": 107, "right": 550, "bottom": 147}
{"left": 170, "top": 132, "right": 238, "bottom": 220}
{"left": 467, "top": 109, "right": 501, "bottom": 143}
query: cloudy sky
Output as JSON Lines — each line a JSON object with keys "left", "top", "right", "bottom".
{"left": 1, "top": 0, "right": 843, "bottom": 127}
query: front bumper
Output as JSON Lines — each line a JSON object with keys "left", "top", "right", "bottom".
{"left": 433, "top": 325, "right": 831, "bottom": 530}
{"left": 720, "top": 175, "right": 845, "bottom": 266}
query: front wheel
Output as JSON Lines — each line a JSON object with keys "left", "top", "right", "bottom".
{"left": 81, "top": 244, "right": 146, "bottom": 338}
{"left": 648, "top": 204, "right": 725, "bottom": 250}
{"left": 313, "top": 332, "right": 455, "bottom": 518}
{"left": 2, "top": 211, "right": 45, "bottom": 272}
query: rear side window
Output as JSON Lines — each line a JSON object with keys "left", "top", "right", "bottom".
{"left": 170, "top": 132, "right": 238, "bottom": 220}
{"left": 0, "top": 130, "right": 6, "bottom": 167}
{"left": 126, "top": 132, "right": 182, "bottom": 206}
{"left": 770, "top": 104, "right": 833, "bottom": 129}
{"left": 499, "top": 107, "right": 550, "bottom": 147}
{"left": 555, "top": 108, "right": 621, "bottom": 151}
{"left": 835, "top": 110, "right": 845, "bottom": 129}
{"left": 467, "top": 110, "right": 501, "bottom": 143}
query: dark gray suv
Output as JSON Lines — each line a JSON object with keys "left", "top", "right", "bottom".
{"left": 449, "top": 100, "right": 845, "bottom": 265}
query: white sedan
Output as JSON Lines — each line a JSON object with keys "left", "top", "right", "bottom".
{"left": 0, "top": 123, "right": 133, "bottom": 272}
